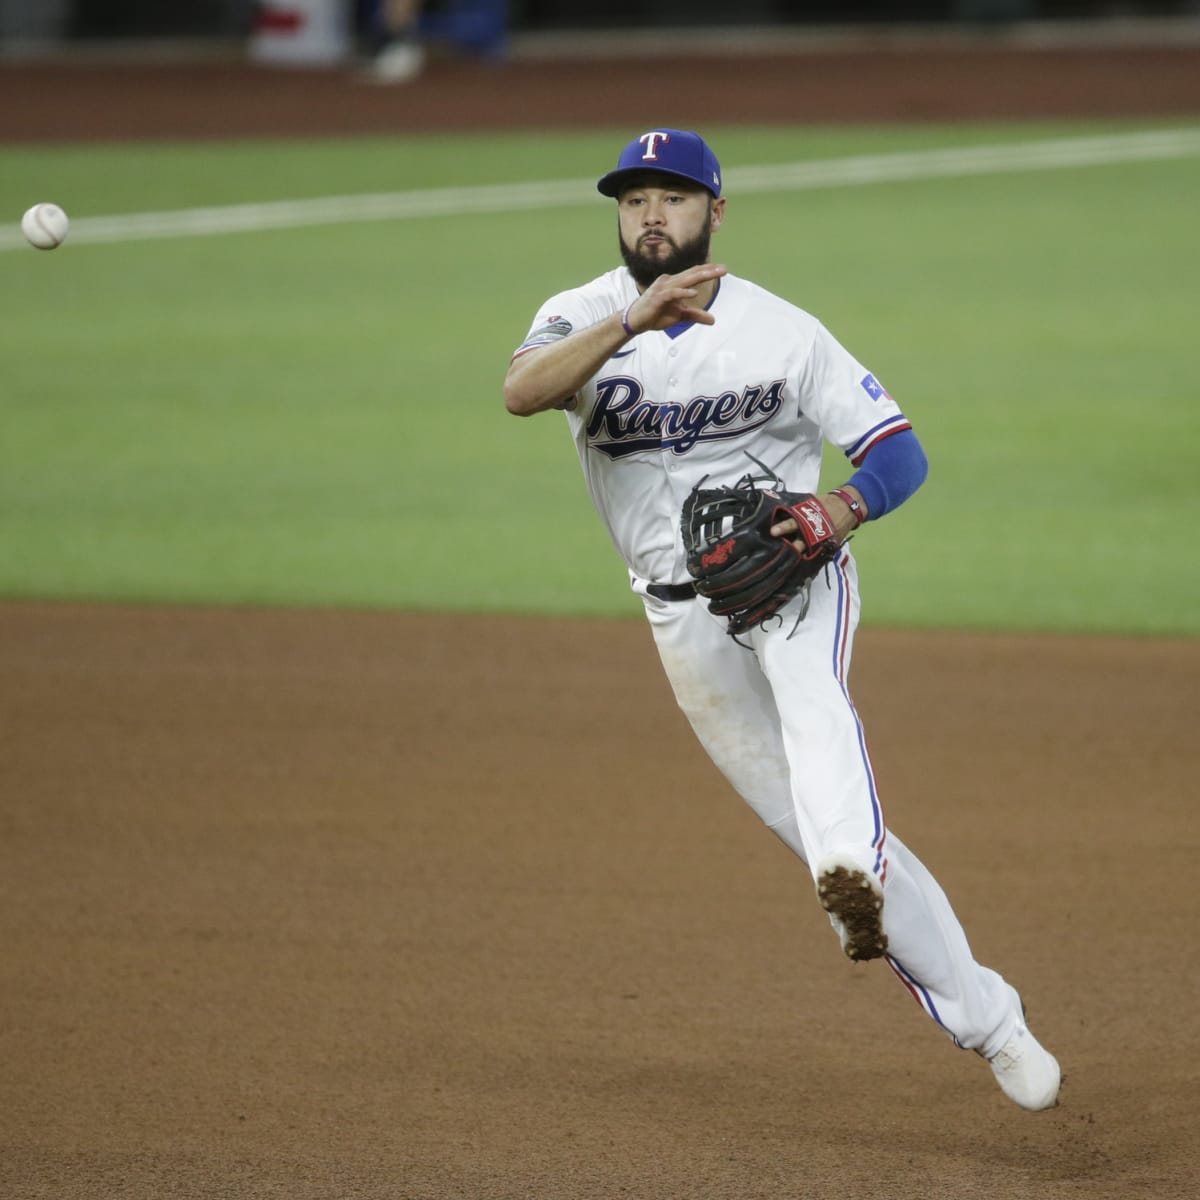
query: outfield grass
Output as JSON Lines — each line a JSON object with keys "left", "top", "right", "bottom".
{"left": 1, "top": 120, "right": 1196, "bottom": 634}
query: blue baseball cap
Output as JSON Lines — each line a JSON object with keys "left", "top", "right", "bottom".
{"left": 597, "top": 129, "right": 722, "bottom": 199}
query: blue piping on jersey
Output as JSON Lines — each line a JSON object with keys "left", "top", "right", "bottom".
{"left": 846, "top": 428, "right": 928, "bottom": 521}
{"left": 664, "top": 277, "right": 722, "bottom": 339}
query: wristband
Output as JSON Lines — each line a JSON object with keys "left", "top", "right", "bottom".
{"left": 620, "top": 303, "right": 637, "bottom": 338}
{"left": 830, "top": 487, "right": 865, "bottom": 528}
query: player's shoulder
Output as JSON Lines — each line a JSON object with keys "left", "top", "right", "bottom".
{"left": 728, "top": 272, "right": 819, "bottom": 318}
{"left": 721, "top": 272, "right": 823, "bottom": 332}
{"left": 559, "top": 266, "right": 631, "bottom": 300}
{"left": 586, "top": 266, "right": 636, "bottom": 303}
{"left": 535, "top": 267, "right": 631, "bottom": 316}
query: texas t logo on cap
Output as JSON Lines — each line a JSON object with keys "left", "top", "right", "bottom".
{"left": 639, "top": 131, "right": 671, "bottom": 160}
{"left": 597, "top": 128, "right": 723, "bottom": 199}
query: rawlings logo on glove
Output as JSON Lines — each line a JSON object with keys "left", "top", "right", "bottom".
{"left": 701, "top": 538, "right": 737, "bottom": 568}
{"left": 681, "top": 467, "right": 843, "bottom": 637}
{"left": 790, "top": 498, "right": 831, "bottom": 542}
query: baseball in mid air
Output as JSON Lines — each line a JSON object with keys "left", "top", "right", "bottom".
{"left": 21, "top": 202, "right": 70, "bottom": 250}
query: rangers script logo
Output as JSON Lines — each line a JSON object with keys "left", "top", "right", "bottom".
{"left": 587, "top": 376, "right": 787, "bottom": 459}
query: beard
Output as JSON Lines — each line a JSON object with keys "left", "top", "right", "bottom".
{"left": 619, "top": 218, "right": 713, "bottom": 289}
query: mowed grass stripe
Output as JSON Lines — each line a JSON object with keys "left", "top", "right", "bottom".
{"left": 2, "top": 127, "right": 1197, "bottom": 251}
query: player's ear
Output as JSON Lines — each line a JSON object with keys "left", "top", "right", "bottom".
{"left": 710, "top": 197, "right": 726, "bottom": 232}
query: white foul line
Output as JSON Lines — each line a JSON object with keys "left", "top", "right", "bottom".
{"left": 2, "top": 128, "right": 1197, "bottom": 252}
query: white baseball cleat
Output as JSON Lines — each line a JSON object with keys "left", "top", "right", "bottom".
{"left": 984, "top": 1017, "right": 1062, "bottom": 1111}
{"left": 815, "top": 855, "right": 888, "bottom": 962}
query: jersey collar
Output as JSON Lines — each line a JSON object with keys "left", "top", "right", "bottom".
{"left": 664, "top": 276, "right": 722, "bottom": 340}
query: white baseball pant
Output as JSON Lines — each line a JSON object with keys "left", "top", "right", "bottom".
{"left": 635, "top": 547, "right": 1021, "bottom": 1057}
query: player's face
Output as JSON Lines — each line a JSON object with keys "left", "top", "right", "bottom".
{"left": 617, "top": 179, "right": 724, "bottom": 289}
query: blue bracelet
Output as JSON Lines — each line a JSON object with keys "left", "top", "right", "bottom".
{"left": 621, "top": 303, "right": 637, "bottom": 338}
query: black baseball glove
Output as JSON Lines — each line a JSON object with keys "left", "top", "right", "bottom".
{"left": 681, "top": 468, "right": 843, "bottom": 637}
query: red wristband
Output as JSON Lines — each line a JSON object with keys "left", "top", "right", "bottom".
{"left": 831, "top": 488, "right": 865, "bottom": 528}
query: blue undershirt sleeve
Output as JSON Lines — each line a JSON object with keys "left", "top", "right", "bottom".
{"left": 845, "top": 429, "right": 929, "bottom": 521}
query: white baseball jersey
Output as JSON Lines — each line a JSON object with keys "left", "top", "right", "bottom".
{"left": 515, "top": 267, "right": 912, "bottom": 587}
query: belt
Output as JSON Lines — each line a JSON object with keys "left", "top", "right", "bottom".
{"left": 646, "top": 581, "right": 698, "bottom": 603}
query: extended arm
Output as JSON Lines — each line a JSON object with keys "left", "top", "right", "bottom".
{"left": 503, "top": 309, "right": 632, "bottom": 417}
{"left": 503, "top": 262, "right": 727, "bottom": 417}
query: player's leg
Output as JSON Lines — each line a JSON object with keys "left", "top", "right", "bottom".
{"left": 754, "top": 553, "right": 1027, "bottom": 1050}
{"left": 747, "top": 552, "right": 895, "bottom": 960}
{"left": 874, "top": 831, "right": 1016, "bottom": 1052}
{"left": 642, "top": 574, "right": 888, "bottom": 876}
{"left": 884, "top": 832, "right": 1060, "bottom": 1108}
{"left": 756, "top": 554, "right": 1060, "bottom": 1106}
{"left": 750, "top": 550, "right": 887, "bottom": 880}
{"left": 642, "top": 578, "right": 1059, "bottom": 1107}
{"left": 639, "top": 590, "right": 805, "bottom": 857}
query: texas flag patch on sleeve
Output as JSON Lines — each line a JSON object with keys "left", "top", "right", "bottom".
{"left": 860, "top": 373, "right": 891, "bottom": 402}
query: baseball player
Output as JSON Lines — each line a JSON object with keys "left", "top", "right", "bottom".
{"left": 503, "top": 129, "right": 1061, "bottom": 1111}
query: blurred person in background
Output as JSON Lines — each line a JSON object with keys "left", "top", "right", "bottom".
{"left": 361, "top": 0, "right": 425, "bottom": 82}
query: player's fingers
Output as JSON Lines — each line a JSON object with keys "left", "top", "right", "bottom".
{"left": 643, "top": 285, "right": 693, "bottom": 313}
{"left": 770, "top": 518, "right": 798, "bottom": 537}
{"left": 675, "top": 263, "right": 726, "bottom": 286}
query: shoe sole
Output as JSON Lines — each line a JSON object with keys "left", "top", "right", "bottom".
{"left": 817, "top": 863, "right": 888, "bottom": 961}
